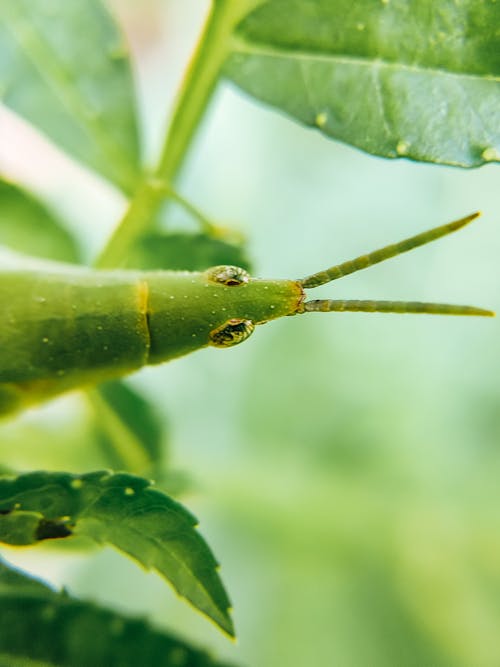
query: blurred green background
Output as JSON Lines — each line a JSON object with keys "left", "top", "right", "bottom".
{"left": 1, "top": 1, "right": 500, "bottom": 665}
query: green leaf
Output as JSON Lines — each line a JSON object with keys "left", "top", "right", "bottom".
{"left": 0, "top": 0, "right": 141, "bottom": 192}
{"left": 126, "top": 232, "right": 252, "bottom": 272}
{"left": 0, "top": 471, "right": 234, "bottom": 636}
{"left": 0, "top": 558, "right": 236, "bottom": 666}
{"left": 90, "top": 380, "right": 167, "bottom": 476}
{"left": 224, "top": 0, "right": 500, "bottom": 167}
{"left": 0, "top": 178, "right": 79, "bottom": 262}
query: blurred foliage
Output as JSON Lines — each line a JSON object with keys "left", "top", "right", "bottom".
{"left": 0, "top": 558, "right": 235, "bottom": 667}
{"left": 91, "top": 380, "right": 166, "bottom": 475}
{"left": 0, "top": 0, "right": 141, "bottom": 192}
{"left": 0, "top": 178, "right": 79, "bottom": 262}
{"left": 126, "top": 232, "right": 251, "bottom": 272}
{"left": 0, "top": 0, "right": 499, "bottom": 666}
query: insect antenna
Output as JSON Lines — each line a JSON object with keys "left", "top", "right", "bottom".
{"left": 298, "top": 212, "right": 494, "bottom": 317}
{"left": 303, "top": 300, "right": 494, "bottom": 317}
{"left": 299, "top": 212, "right": 480, "bottom": 288}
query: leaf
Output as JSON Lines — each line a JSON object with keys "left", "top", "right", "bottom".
{"left": 0, "top": 178, "right": 79, "bottom": 262}
{"left": 0, "top": 558, "right": 236, "bottom": 666}
{"left": 224, "top": 0, "right": 500, "bottom": 167}
{"left": 0, "top": 471, "right": 234, "bottom": 636}
{"left": 126, "top": 232, "right": 252, "bottom": 272}
{"left": 90, "top": 380, "right": 167, "bottom": 476}
{"left": 0, "top": 0, "right": 141, "bottom": 192}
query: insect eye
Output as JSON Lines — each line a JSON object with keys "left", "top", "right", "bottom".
{"left": 205, "top": 265, "right": 250, "bottom": 286}
{"left": 209, "top": 318, "right": 255, "bottom": 348}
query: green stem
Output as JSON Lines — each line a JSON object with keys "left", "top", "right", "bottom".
{"left": 87, "top": 390, "right": 152, "bottom": 473}
{"left": 165, "top": 186, "right": 218, "bottom": 235}
{"left": 96, "top": 0, "right": 263, "bottom": 269}
{"left": 94, "top": 177, "right": 166, "bottom": 268}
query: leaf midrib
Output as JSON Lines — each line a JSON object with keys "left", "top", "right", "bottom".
{"left": 229, "top": 35, "right": 500, "bottom": 83}
{"left": 74, "top": 485, "right": 231, "bottom": 633}
{"left": 2, "top": 5, "right": 138, "bottom": 189}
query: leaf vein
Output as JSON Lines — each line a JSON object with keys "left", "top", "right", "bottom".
{"left": 231, "top": 39, "right": 500, "bottom": 83}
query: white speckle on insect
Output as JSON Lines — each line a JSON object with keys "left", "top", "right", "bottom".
{"left": 103, "top": 345, "right": 109, "bottom": 351}
{"left": 482, "top": 147, "right": 500, "bottom": 161}
{"left": 96, "top": 325, "right": 103, "bottom": 331}
{"left": 34, "top": 296, "right": 46, "bottom": 304}
{"left": 192, "top": 333, "right": 197, "bottom": 338}
{"left": 264, "top": 286, "right": 268, "bottom": 290}
{"left": 71, "top": 479, "right": 83, "bottom": 490}
{"left": 14, "top": 502, "right": 21, "bottom": 510}
{"left": 356, "top": 22, "right": 365, "bottom": 30}
{"left": 60, "top": 515, "right": 71, "bottom": 522}
{"left": 316, "top": 112, "right": 328, "bottom": 128}
{"left": 211, "top": 310, "right": 216, "bottom": 315}
{"left": 195, "top": 295, "right": 200, "bottom": 299}
{"left": 270, "top": 305, "right": 275, "bottom": 310}
{"left": 124, "top": 487, "right": 135, "bottom": 496}
{"left": 396, "top": 140, "right": 409, "bottom": 155}
{"left": 222, "top": 307, "right": 227, "bottom": 311}
{"left": 191, "top": 279, "right": 196, "bottom": 284}
{"left": 57, "top": 370, "right": 65, "bottom": 376}
{"left": 169, "top": 295, "right": 175, "bottom": 299}
{"left": 42, "top": 337, "right": 49, "bottom": 344}
{"left": 183, "top": 295, "right": 188, "bottom": 299}
{"left": 381, "top": 0, "right": 389, "bottom": 4}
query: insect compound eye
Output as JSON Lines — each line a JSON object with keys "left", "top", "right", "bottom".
{"left": 209, "top": 318, "right": 255, "bottom": 348}
{"left": 205, "top": 265, "right": 250, "bottom": 286}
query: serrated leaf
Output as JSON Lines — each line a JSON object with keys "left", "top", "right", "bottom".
{"left": 90, "top": 380, "right": 166, "bottom": 476}
{"left": 0, "top": 471, "right": 234, "bottom": 636}
{"left": 224, "top": 0, "right": 500, "bottom": 167}
{"left": 0, "top": 0, "right": 141, "bottom": 192}
{"left": 126, "top": 232, "right": 252, "bottom": 272}
{"left": 0, "top": 558, "right": 236, "bottom": 666}
{"left": 0, "top": 178, "right": 79, "bottom": 262}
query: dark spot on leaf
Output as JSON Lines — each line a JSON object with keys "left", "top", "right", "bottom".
{"left": 35, "top": 518, "right": 73, "bottom": 541}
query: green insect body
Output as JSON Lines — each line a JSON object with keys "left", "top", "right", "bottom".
{"left": 0, "top": 213, "right": 493, "bottom": 416}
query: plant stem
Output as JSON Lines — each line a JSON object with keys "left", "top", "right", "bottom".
{"left": 96, "top": 0, "right": 263, "bottom": 269}
{"left": 94, "top": 177, "right": 166, "bottom": 268}
{"left": 165, "top": 185, "right": 218, "bottom": 235}
{"left": 86, "top": 389, "right": 153, "bottom": 474}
